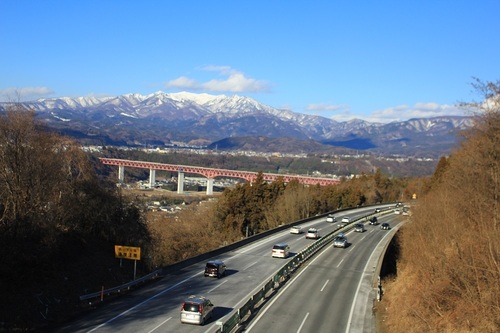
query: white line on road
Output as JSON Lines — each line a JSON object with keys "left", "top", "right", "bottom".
{"left": 337, "top": 258, "right": 344, "bottom": 267}
{"left": 208, "top": 280, "right": 227, "bottom": 293}
{"left": 245, "top": 243, "right": 331, "bottom": 332}
{"left": 348, "top": 244, "right": 356, "bottom": 253}
{"left": 320, "top": 279, "right": 329, "bottom": 292}
{"left": 297, "top": 312, "right": 309, "bottom": 333}
{"left": 86, "top": 273, "right": 202, "bottom": 332}
{"left": 243, "top": 261, "right": 257, "bottom": 270}
{"left": 344, "top": 228, "right": 395, "bottom": 333}
{"left": 147, "top": 317, "right": 171, "bottom": 333}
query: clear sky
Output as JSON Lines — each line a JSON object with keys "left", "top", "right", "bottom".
{"left": 1, "top": 1, "right": 499, "bottom": 123}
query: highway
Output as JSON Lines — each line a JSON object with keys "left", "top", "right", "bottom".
{"left": 244, "top": 214, "right": 402, "bottom": 333}
{"left": 53, "top": 205, "right": 398, "bottom": 333}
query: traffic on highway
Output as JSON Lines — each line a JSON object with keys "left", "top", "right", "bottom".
{"left": 53, "top": 204, "right": 403, "bottom": 333}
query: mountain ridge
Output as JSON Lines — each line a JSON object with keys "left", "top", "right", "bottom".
{"left": 0, "top": 92, "right": 473, "bottom": 157}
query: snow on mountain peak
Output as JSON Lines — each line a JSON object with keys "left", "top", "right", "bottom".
{"left": 167, "top": 91, "right": 223, "bottom": 105}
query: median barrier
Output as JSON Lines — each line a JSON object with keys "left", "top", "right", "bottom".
{"left": 216, "top": 209, "right": 384, "bottom": 333}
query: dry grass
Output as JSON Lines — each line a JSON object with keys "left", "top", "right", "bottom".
{"left": 378, "top": 105, "right": 500, "bottom": 332}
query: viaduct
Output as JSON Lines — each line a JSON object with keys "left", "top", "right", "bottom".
{"left": 99, "top": 158, "right": 340, "bottom": 195}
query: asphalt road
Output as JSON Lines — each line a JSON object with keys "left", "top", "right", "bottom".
{"left": 243, "top": 214, "right": 402, "bottom": 333}
{"left": 52, "top": 205, "right": 398, "bottom": 333}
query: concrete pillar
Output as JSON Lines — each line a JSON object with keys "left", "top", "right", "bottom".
{"left": 149, "top": 169, "right": 156, "bottom": 188}
{"left": 177, "top": 171, "right": 184, "bottom": 194}
{"left": 206, "top": 178, "right": 214, "bottom": 195}
{"left": 118, "top": 165, "right": 125, "bottom": 183}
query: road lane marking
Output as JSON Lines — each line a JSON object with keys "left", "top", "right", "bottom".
{"left": 147, "top": 317, "right": 171, "bottom": 333}
{"left": 245, "top": 244, "right": 331, "bottom": 332}
{"left": 84, "top": 213, "right": 381, "bottom": 332}
{"left": 243, "top": 261, "right": 257, "bottom": 270}
{"left": 86, "top": 272, "right": 202, "bottom": 332}
{"left": 320, "top": 280, "right": 329, "bottom": 292}
{"left": 208, "top": 280, "right": 227, "bottom": 293}
{"left": 344, "top": 227, "right": 395, "bottom": 333}
{"left": 297, "top": 312, "right": 309, "bottom": 333}
{"left": 337, "top": 258, "right": 344, "bottom": 267}
{"left": 348, "top": 245, "right": 356, "bottom": 253}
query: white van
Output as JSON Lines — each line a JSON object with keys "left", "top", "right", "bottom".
{"left": 272, "top": 243, "right": 290, "bottom": 258}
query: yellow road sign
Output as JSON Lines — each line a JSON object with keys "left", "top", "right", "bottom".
{"left": 115, "top": 245, "right": 141, "bottom": 260}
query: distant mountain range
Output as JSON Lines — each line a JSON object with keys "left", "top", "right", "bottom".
{"left": 1, "top": 92, "right": 473, "bottom": 157}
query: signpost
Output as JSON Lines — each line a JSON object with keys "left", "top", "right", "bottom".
{"left": 115, "top": 245, "right": 141, "bottom": 280}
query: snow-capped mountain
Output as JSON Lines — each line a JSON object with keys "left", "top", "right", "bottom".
{"left": 0, "top": 92, "right": 473, "bottom": 157}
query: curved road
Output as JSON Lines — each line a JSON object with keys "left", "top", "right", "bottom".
{"left": 53, "top": 205, "right": 398, "bottom": 333}
{"left": 244, "top": 214, "right": 402, "bottom": 333}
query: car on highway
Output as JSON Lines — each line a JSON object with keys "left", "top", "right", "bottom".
{"left": 381, "top": 223, "right": 391, "bottom": 230}
{"left": 326, "top": 214, "right": 336, "bottom": 223}
{"left": 290, "top": 226, "right": 303, "bottom": 234}
{"left": 341, "top": 216, "right": 351, "bottom": 223}
{"left": 305, "top": 228, "right": 320, "bottom": 239}
{"left": 204, "top": 260, "right": 226, "bottom": 278}
{"left": 272, "top": 243, "right": 290, "bottom": 258}
{"left": 369, "top": 216, "right": 378, "bottom": 225}
{"left": 180, "top": 295, "right": 214, "bottom": 325}
{"left": 375, "top": 208, "right": 381, "bottom": 213}
{"left": 333, "top": 235, "right": 348, "bottom": 248}
{"left": 354, "top": 223, "right": 365, "bottom": 232}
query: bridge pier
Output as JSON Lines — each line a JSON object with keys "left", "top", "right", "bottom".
{"left": 177, "top": 171, "right": 184, "bottom": 194}
{"left": 206, "top": 178, "right": 214, "bottom": 195}
{"left": 118, "top": 165, "right": 125, "bottom": 183}
{"left": 149, "top": 169, "right": 156, "bottom": 188}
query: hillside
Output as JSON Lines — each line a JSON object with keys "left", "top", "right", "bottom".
{"left": 378, "top": 81, "right": 500, "bottom": 332}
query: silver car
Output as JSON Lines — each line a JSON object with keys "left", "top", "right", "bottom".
{"left": 305, "top": 227, "right": 320, "bottom": 239}
{"left": 326, "top": 214, "right": 336, "bottom": 223}
{"left": 180, "top": 295, "right": 214, "bottom": 325}
{"left": 354, "top": 223, "right": 365, "bottom": 232}
{"left": 272, "top": 243, "right": 290, "bottom": 258}
{"left": 333, "top": 235, "right": 348, "bottom": 248}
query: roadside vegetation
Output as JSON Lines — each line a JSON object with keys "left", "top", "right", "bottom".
{"left": 380, "top": 79, "right": 500, "bottom": 332}
{"left": 0, "top": 106, "right": 153, "bottom": 330}
{"left": 2, "top": 80, "right": 496, "bottom": 332}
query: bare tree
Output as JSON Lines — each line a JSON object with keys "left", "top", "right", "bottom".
{"left": 0, "top": 104, "right": 93, "bottom": 227}
{"left": 382, "top": 79, "right": 500, "bottom": 333}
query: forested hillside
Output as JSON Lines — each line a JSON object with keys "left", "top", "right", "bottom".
{"left": 380, "top": 80, "right": 500, "bottom": 332}
{"left": 0, "top": 106, "right": 154, "bottom": 330}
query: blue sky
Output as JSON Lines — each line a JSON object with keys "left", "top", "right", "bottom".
{"left": 1, "top": 1, "right": 499, "bottom": 123}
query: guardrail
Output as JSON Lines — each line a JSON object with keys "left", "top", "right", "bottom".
{"left": 215, "top": 209, "right": 386, "bottom": 333}
{"left": 77, "top": 206, "right": 364, "bottom": 304}
{"left": 79, "top": 269, "right": 162, "bottom": 303}
{"left": 79, "top": 204, "right": 396, "bottom": 312}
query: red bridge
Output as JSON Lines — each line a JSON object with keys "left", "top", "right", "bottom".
{"left": 99, "top": 158, "right": 340, "bottom": 194}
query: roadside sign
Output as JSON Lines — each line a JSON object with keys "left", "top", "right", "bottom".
{"left": 115, "top": 245, "right": 141, "bottom": 260}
